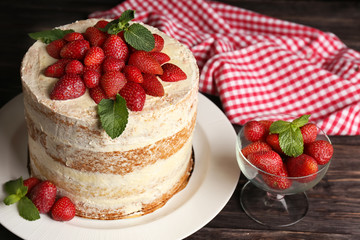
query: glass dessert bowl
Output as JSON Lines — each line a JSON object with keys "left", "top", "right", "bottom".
{"left": 236, "top": 114, "right": 332, "bottom": 227}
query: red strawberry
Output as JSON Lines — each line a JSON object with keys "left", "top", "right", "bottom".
{"left": 247, "top": 150, "right": 283, "bottom": 174}
{"left": 46, "top": 39, "right": 67, "bottom": 59}
{"left": 100, "top": 71, "right": 127, "bottom": 98}
{"left": 23, "top": 177, "right": 41, "bottom": 195}
{"left": 83, "top": 70, "right": 101, "bottom": 88}
{"left": 123, "top": 65, "right": 143, "bottom": 83}
{"left": 119, "top": 82, "right": 146, "bottom": 111}
{"left": 286, "top": 154, "right": 318, "bottom": 182}
{"left": 259, "top": 120, "right": 273, "bottom": 139}
{"left": 89, "top": 86, "right": 107, "bottom": 104}
{"left": 262, "top": 164, "right": 292, "bottom": 190}
{"left": 300, "top": 123, "right": 318, "bottom": 144}
{"left": 84, "top": 46, "right": 105, "bottom": 66}
{"left": 94, "top": 20, "right": 109, "bottom": 29}
{"left": 84, "top": 26, "right": 107, "bottom": 47}
{"left": 60, "top": 39, "right": 90, "bottom": 60}
{"left": 117, "top": 31, "right": 126, "bottom": 42}
{"left": 65, "top": 60, "right": 84, "bottom": 75}
{"left": 141, "top": 73, "right": 164, "bottom": 97}
{"left": 103, "top": 34, "right": 129, "bottom": 61}
{"left": 63, "top": 32, "right": 84, "bottom": 42}
{"left": 51, "top": 196, "right": 76, "bottom": 221}
{"left": 243, "top": 120, "right": 266, "bottom": 142}
{"left": 29, "top": 180, "right": 57, "bottom": 213}
{"left": 102, "top": 56, "right": 125, "bottom": 72}
{"left": 151, "top": 34, "right": 164, "bottom": 52}
{"left": 44, "top": 59, "right": 71, "bottom": 78}
{"left": 266, "top": 134, "right": 284, "bottom": 155}
{"left": 241, "top": 141, "right": 272, "bottom": 158}
{"left": 84, "top": 64, "right": 102, "bottom": 73}
{"left": 50, "top": 74, "right": 86, "bottom": 100}
{"left": 305, "top": 140, "right": 333, "bottom": 165}
{"left": 159, "top": 63, "right": 186, "bottom": 82}
{"left": 148, "top": 52, "right": 170, "bottom": 64}
{"left": 128, "top": 50, "right": 163, "bottom": 75}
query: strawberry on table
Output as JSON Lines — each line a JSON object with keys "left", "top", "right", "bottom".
{"left": 29, "top": 180, "right": 57, "bottom": 213}
{"left": 51, "top": 196, "right": 76, "bottom": 221}
{"left": 305, "top": 140, "right": 333, "bottom": 165}
{"left": 50, "top": 74, "right": 86, "bottom": 100}
{"left": 243, "top": 120, "right": 266, "bottom": 142}
{"left": 286, "top": 154, "right": 318, "bottom": 182}
{"left": 241, "top": 141, "right": 272, "bottom": 158}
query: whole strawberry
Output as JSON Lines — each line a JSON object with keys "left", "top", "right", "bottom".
{"left": 300, "top": 123, "right": 318, "bottom": 144}
{"left": 23, "top": 177, "right": 41, "bottom": 196}
{"left": 84, "top": 26, "right": 107, "bottom": 47}
{"left": 119, "top": 82, "right": 146, "bottom": 111}
{"left": 148, "top": 52, "right": 170, "bottom": 64}
{"left": 151, "top": 34, "right": 165, "bottom": 52}
{"left": 102, "top": 56, "right": 125, "bottom": 72}
{"left": 123, "top": 65, "right": 144, "bottom": 83}
{"left": 160, "top": 63, "right": 187, "bottom": 82}
{"left": 100, "top": 71, "right": 127, "bottom": 98}
{"left": 262, "top": 164, "right": 292, "bottom": 190}
{"left": 83, "top": 70, "right": 101, "bottom": 88}
{"left": 243, "top": 120, "right": 266, "bottom": 142}
{"left": 60, "top": 39, "right": 90, "bottom": 60}
{"left": 266, "top": 134, "right": 284, "bottom": 155}
{"left": 50, "top": 74, "right": 86, "bottom": 100}
{"left": 89, "top": 86, "right": 107, "bottom": 104}
{"left": 65, "top": 60, "right": 84, "bottom": 75}
{"left": 241, "top": 141, "right": 272, "bottom": 158}
{"left": 103, "top": 34, "right": 129, "bottom": 61}
{"left": 141, "top": 73, "right": 164, "bottom": 97}
{"left": 259, "top": 120, "right": 273, "bottom": 139}
{"left": 46, "top": 39, "right": 67, "bottom": 59}
{"left": 63, "top": 32, "right": 84, "bottom": 42}
{"left": 51, "top": 196, "right": 76, "bottom": 221}
{"left": 84, "top": 46, "right": 105, "bottom": 66}
{"left": 305, "top": 140, "right": 333, "bottom": 165}
{"left": 128, "top": 50, "right": 163, "bottom": 75}
{"left": 247, "top": 150, "right": 283, "bottom": 174}
{"left": 44, "top": 59, "right": 71, "bottom": 78}
{"left": 29, "top": 180, "right": 57, "bottom": 213}
{"left": 286, "top": 154, "right": 318, "bottom": 182}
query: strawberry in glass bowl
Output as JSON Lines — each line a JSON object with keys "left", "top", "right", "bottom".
{"left": 236, "top": 114, "right": 333, "bottom": 227}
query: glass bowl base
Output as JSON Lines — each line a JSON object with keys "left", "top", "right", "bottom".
{"left": 240, "top": 181, "right": 309, "bottom": 227}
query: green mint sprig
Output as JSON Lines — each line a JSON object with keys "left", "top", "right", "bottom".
{"left": 270, "top": 114, "right": 311, "bottom": 157}
{"left": 101, "top": 9, "right": 155, "bottom": 51}
{"left": 28, "top": 29, "right": 74, "bottom": 44}
{"left": 98, "top": 94, "right": 129, "bottom": 139}
{"left": 3, "top": 177, "right": 40, "bottom": 221}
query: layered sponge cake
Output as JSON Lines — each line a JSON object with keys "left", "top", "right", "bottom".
{"left": 21, "top": 18, "right": 199, "bottom": 219}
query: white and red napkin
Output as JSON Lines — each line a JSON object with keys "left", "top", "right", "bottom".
{"left": 90, "top": 0, "right": 360, "bottom": 135}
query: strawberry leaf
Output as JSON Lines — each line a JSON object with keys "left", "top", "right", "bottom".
{"left": 124, "top": 23, "right": 155, "bottom": 51}
{"left": 18, "top": 197, "right": 40, "bottom": 221}
{"left": 28, "top": 29, "right": 74, "bottom": 44}
{"left": 98, "top": 94, "right": 129, "bottom": 139}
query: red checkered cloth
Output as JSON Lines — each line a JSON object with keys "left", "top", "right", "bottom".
{"left": 90, "top": 0, "right": 360, "bottom": 135}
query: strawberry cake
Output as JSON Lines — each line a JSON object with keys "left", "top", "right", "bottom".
{"left": 21, "top": 18, "right": 199, "bottom": 219}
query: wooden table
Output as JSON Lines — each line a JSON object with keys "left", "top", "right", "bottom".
{"left": 1, "top": 0, "right": 359, "bottom": 239}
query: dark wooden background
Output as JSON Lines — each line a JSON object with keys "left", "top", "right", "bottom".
{"left": 0, "top": 0, "right": 359, "bottom": 239}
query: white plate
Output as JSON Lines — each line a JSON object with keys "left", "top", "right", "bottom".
{"left": 0, "top": 93, "right": 240, "bottom": 240}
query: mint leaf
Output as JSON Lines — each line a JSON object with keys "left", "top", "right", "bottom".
{"left": 269, "top": 120, "right": 290, "bottom": 134}
{"left": 118, "top": 9, "right": 135, "bottom": 23}
{"left": 4, "top": 194, "right": 22, "bottom": 205}
{"left": 102, "top": 10, "right": 135, "bottom": 34}
{"left": 4, "top": 177, "right": 24, "bottom": 195}
{"left": 292, "top": 114, "right": 310, "bottom": 128}
{"left": 98, "top": 94, "right": 129, "bottom": 139}
{"left": 279, "top": 127, "right": 304, "bottom": 157}
{"left": 28, "top": 29, "right": 74, "bottom": 44}
{"left": 124, "top": 23, "right": 155, "bottom": 51}
{"left": 18, "top": 197, "right": 40, "bottom": 221}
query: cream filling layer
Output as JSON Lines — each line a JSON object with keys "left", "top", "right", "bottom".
{"left": 29, "top": 134, "right": 193, "bottom": 213}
